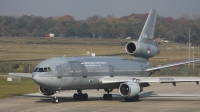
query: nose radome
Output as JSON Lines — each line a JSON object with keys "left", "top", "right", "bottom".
{"left": 32, "top": 76, "right": 41, "bottom": 85}
{"left": 32, "top": 73, "right": 45, "bottom": 85}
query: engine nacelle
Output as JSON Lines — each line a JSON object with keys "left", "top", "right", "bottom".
{"left": 125, "top": 41, "right": 159, "bottom": 59}
{"left": 119, "top": 81, "right": 141, "bottom": 98}
{"left": 39, "top": 86, "right": 55, "bottom": 96}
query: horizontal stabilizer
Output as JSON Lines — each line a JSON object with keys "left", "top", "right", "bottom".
{"left": 146, "top": 60, "right": 200, "bottom": 72}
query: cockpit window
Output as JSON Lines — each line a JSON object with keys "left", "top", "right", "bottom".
{"left": 38, "top": 68, "right": 44, "bottom": 72}
{"left": 33, "top": 67, "right": 52, "bottom": 72}
{"left": 44, "top": 67, "right": 47, "bottom": 72}
{"left": 33, "top": 68, "right": 38, "bottom": 72}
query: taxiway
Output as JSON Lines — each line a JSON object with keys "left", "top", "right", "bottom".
{"left": 1, "top": 82, "right": 200, "bottom": 112}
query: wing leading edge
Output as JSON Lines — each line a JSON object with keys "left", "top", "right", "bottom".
{"left": 8, "top": 73, "right": 32, "bottom": 78}
{"left": 146, "top": 60, "right": 200, "bottom": 72}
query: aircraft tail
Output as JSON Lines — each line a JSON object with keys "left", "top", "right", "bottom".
{"left": 125, "top": 9, "right": 159, "bottom": 59}
{"left": 138, "top": 9, "right": 157, "bottom": 44}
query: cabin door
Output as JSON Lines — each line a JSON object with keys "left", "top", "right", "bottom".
{"left": 56, "top": 66, "right": 62, "bottom": 78}
{"left": 109, "top": 65, "right": 114, "bottom": 77}
{"left": 69, "top": 61, "right": 87, "bottom": 78}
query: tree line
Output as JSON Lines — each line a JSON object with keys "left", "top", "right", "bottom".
{"left": 0, "top": 13, "right": 200, "bottom": 45}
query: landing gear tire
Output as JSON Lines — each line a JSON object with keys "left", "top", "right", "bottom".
{"left": 103, "top": 88, "right": 113, "bottom": 100}
{"left": 73, "top": 93, "right": 88, "bottom": 100}
{"left": 83, "top": 93, "right": 88, "bottom": 100}
{"left": 103, "top": 94, "right": 112, "bottom": 100}
{"left": 52, "top": 97, "right": 59, "bottom": 103}
{"left": 108, "top": 94, "right": 112, "bottom": 100}
{"left": 73, "top": 93, "right": 77, "bottom": 100}
{"left": 135, "top": 95, "right": 139, "bottom": 101}
{"left": 124, "top": 95, "right": 139, "bottom": 102}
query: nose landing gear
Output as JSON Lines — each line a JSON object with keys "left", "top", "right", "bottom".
{"left": 52, "top": 91, "right": 59, "bottom": 103}
{"left": 52, "top": 96, "right": 59, "bottom": 103}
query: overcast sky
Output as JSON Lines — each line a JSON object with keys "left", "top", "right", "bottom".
{"left": 0, "top": 0, "right": 200, "bottom": 20}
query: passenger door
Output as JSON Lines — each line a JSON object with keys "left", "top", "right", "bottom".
{"left": 109, "top": 65, "right": 114, "bottom": 77}
{"left": 56, "top": 66, "right": 63, "bottom": 78}
{"left": 69, "top": 61, "right": 87, "bottom": 78}
{"left": 56, "top": 62, "right": 73, "bottom": 78}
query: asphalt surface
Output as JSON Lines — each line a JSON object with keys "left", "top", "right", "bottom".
{"left": 1, "top": 82, "right": 200, "bottom": 112}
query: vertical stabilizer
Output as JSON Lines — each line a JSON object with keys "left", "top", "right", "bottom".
{"left": 125, "top": 9, "right": 159, "bottom": 59}
{"left": 138, "top": 9, "right": 157, "bottom": 43}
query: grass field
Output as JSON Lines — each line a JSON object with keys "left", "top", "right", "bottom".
{"left": 0, "top": 76, "right": 38, "bottom": 98}
{"left": 0, "top": 37, "right": 199, "bottom": 72}
{"left": 0, "top": 37, "right": 199, "bottom": 63}
{"left": 0, "top": 37, "right": 200, "bottom": 98}
{"left": 0, "top": 37, "right": 130, "bottom": 64}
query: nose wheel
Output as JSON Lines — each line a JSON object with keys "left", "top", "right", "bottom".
{"left": 103, "top": 88, "right": 113, "bottom": 100}
{"left": 73, "top": 90, "right": 88, "bottom": 100}
{"left": 52, "top": 96, "right": 59, "bottom": 103}
{"left": 52, "top": 91, "right": 59, "bottom": 103}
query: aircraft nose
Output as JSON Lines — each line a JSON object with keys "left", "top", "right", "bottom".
{"left": 32, "top": 73, "right": 45, "bottom": 85}
{"left": 32, "top": 75, "right": 41, "bottom": 85}
{"left": 32, "top": 72, "right": 54, "bottom": 88}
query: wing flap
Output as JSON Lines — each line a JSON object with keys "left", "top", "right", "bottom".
{"left": 8, "top": 73, "right": 32, "bottom": 78}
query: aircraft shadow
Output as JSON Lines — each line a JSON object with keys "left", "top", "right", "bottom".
{"left": 23, "top": 92, "right": 200, "bottom": 103}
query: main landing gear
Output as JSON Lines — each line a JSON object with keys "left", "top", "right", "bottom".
{"left": 124, "top": 95, "right": 139, "bottom": 102}
{"left": 103, "top": 88, "right": 113, "bottom": 100}
{"left": 73, "top": 90, "right": 88, "bottom": 100}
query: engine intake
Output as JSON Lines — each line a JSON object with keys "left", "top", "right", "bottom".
{"left": 119, "top": 81, "right": 141, "bottom": 98}
{"left": 125, "top": 41, "right": 159, "bottom": 59}
{"left": 39, "top": 86, "right": 55, "bottom": 96}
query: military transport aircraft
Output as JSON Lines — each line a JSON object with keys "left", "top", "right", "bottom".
{"left": 9, "top": 9, "right": 200, "bottom": 103}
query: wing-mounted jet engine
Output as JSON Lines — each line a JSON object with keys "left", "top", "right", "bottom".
{"left": 119, "top": 81, "right": 142, "bottom": 101}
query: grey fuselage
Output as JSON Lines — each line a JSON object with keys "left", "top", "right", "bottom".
{"left": 32, "top": 57, "right": 152, "bottom": 91}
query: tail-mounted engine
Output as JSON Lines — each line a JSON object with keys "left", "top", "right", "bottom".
{"left": 125, "top": 41, "right": 159, "bottom": 59}
{"left": 39, "top": 86, "right": 55, "bottom": 96}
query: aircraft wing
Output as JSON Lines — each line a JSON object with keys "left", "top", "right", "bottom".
{"left": 146, "top": 60, "right": 199, "bottom": 72}
{"left": 139, "top": 77, "right": 200, "bottom": 83}
{"left": 8, "top": 73, "right": 32, "bottom": 78}
{"left": 101, "top": 77, "right": 200, "bottom": 86}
